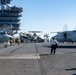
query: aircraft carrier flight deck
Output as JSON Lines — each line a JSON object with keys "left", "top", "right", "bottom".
{"left": 0, "top": 42, "right": 76, "bottom": 75}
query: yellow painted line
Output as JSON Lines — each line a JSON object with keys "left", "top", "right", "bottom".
{"left": 37, "top": 54, "right": 40, "bottom": 59}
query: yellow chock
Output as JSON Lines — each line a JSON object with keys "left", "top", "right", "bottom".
{"left": 37, "top": 54, "right": 40, "bottom": 59}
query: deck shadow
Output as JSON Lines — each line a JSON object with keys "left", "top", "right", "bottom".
{"left": 40, "top": 54, "right": 50, "bottom": 56}
{"left": 42, "top": 45, "right": 76, "bottom": 48}
{"left": 58, "top": 46, "right": 76, "bottom": 48}
{"left": 65, "top": 68, "right": 76, "bottom": 71}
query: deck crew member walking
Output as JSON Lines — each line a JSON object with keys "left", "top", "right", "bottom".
{"left": 50, "top": 38, "right": 58, "bottom": 55}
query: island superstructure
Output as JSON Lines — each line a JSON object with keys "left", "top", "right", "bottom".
{"left": 0, "top": 0, "right": 23, "bottom": 35}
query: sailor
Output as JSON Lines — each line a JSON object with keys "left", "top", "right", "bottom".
{"left": 50, "top": 38, "right": 58, "bottom": 55}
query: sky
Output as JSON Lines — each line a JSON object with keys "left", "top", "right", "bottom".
{"left": 11, "top": 0, "right": 76, "bottom": 37}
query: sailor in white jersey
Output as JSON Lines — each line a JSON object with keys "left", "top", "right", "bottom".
{"left": 50, "top": 38, "right": 58, "bottom": 55}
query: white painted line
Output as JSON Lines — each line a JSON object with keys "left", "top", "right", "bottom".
{"left": 0, "top": 54, "right": 38, "bottom": 59}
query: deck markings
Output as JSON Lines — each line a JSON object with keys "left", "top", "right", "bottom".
{"left": 0, "top": 54, "right": 38, "bottom": 59}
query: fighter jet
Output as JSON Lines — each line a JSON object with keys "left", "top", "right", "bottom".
{"left": 19, "top": 31, "right": 45, "bottom": 43}
{"left": 0, "top": 30, "right": 12, "bottom": 43}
